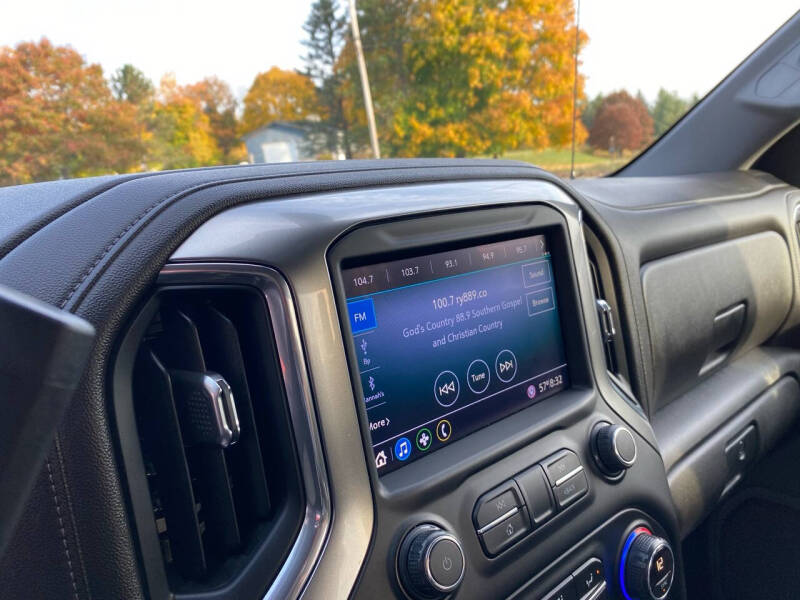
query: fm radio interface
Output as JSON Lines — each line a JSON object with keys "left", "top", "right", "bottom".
{"left": 341, "top": 234, "right": 570, "bottom": 475}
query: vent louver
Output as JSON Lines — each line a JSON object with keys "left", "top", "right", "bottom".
{"left": 128, "top": 286, "right": 305, "bottom": 595}
{"left": 583, "top": 226, "right": 638, "bottom": 407}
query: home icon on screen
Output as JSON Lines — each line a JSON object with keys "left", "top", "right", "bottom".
{"left": 375, "top": 450, "right": 388, "bottom": 469}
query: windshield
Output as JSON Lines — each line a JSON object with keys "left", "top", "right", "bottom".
{"left": 1, "top": 1, "right": 796, "bottom": 187}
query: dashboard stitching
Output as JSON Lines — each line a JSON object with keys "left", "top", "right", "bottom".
{"left": 45, "top": 455, "right": 81, "bottom": 600}
{"left": 57, "top": 196, "right": 163, "bottom": 309}
{"left": 54, "top": 436, "right": 92, "bottom": 600}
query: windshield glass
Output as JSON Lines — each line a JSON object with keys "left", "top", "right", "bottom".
{"left": 1, "top": 1, "right": 796, "bottom": 186}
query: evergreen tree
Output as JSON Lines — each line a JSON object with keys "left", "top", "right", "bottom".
{"left": 111, "top": 64, "right": 154, "bottom": 105}
{"left": 652, "top": 88, "right": 692, "bottom": 136}
{"left": 302, "top": 0, "right": 353, "bottom": 157}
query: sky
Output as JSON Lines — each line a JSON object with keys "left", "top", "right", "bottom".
{"left": 1, "top": 1, "right": 797, "bottom": 103}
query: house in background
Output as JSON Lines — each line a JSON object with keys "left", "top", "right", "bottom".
{"left": 242, "top": 121, "right": 345, "bottom": 164}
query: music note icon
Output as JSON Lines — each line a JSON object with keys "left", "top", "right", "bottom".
{"left": 394, "top": 437, "right": 411, "bottom": 461}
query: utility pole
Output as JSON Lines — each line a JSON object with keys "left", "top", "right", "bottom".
{"left": 348, "top": 0, "right": 381, "bottom": 159}
{"left": 569, "top": 0, "right": 581, "bottom": 179}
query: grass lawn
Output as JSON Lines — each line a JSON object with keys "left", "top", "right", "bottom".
{"left": 492, "top": 147, "right": 630, "bottom": 178}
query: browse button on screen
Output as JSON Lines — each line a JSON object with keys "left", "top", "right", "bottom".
{"left": 526, "top": 288, "right": 555, "bottom": 316}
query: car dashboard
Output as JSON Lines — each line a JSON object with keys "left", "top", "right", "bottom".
{"left": 1, "top": 160, "right": 799, "bottom": 600}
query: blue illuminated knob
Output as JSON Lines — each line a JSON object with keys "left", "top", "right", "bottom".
{"left": 620, "top": 527, "right": 675, "bottom": 600}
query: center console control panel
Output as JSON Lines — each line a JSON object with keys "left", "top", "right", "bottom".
{"left": 328, "top": 204, "right": 684, "bottom": 600}
{"left": 473, "top": 449, "right": 588, "bottom": 557}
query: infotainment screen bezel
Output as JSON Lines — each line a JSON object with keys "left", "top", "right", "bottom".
{"left": 328, "top": 203, "right": 595, "bottom": 495}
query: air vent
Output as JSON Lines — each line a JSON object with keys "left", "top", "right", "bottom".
{"left": 121, "top": 282, "right": 310, "bottom": 597}
{"left": 583, "top": 226, "right": 638, "bottom": 406}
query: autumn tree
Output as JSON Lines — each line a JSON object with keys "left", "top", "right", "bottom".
{"left": 652, "top": 88, "right": 695, "bottom": 136}
{"left": 146, "top": 75, "right": 221, "bottom": 170}
{"left": 388, "top": 0, "right": 588, "bottom": 158}
{"left": 182, "top": 76, "right": 245, "bottom": 162}
{"left": 0, "top": 39, "right": 145, "bottom": 185}
{"left": 111, "top": 64, "right": 154, "bottom": 105}
{"left": 588, "top": 90, "right": 653, "bottom": 152}
{"left": 588, "top": 90, "right": 653, "bottom": 153}
{"left": 302, "top": 0, "right": 354, "bottom": 157}
{"left": 588, "top": 103, "right": 643, "bottom": 153}
{"left": 241, "top": 67, "right": 319, "bottom": 135}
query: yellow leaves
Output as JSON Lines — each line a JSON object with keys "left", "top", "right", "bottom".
{"left": 240, "top": 67, "right": 319, "bottom": 135}
{"left": 392, "top": 0, "right": 586, "bottom": 157}
{"left": 146, "top": 80, "right": 221, "bottom": 170}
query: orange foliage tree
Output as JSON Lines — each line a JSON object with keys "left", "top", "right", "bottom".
{"left": 146, "top": 75, "right": 222, "bottom": 170}
{"left": 181, "top": 77, "right": 246, "bottom": 163}
{"left": 0, "top": 38, "right": 145, "bottom": 185}
{"left": 389, "top": 0, "right": 588, "bottom": 158}
{"left": 240, "top": 67, "right": 319, "bottom": 135}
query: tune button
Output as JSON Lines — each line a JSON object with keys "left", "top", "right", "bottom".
{"left": 466, "top": 359, "right": 491, "bottom": 394}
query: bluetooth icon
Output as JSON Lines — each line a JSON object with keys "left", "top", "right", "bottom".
{"left": 368, "top": 376, "right": 376, "bottom": 391}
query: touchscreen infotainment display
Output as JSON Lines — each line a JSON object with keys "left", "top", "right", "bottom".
{"left": 342, "top": 234, "right": 569, "bottom": 475}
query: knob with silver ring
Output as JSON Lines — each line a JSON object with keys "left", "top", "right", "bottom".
{"left": 592, "top": 422, "right": 638, "bottom": 478}
{"left": 397, "top": 524, "right": 465, "bottom": 599}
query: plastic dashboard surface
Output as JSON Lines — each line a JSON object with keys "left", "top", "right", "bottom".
{"left": 172, "top": 179, "right": 682, "bottom": 600}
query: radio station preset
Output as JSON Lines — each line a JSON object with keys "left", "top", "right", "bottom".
{"left": 342, "top": 234, "right": 570, "bottom": 476}
{"left": 343, "top": 236, "right": 550, "bottom": 298}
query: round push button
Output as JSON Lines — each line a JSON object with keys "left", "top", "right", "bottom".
{"left": 427, "top": 537, "right": 464, "bottom": 590}
{"left": 467, "top": 359, "right": 491, "bottom": 394}
{"left": 495, "top": 349, "right": 518, "bottom": 383}
{"left": 435, "top": 419, "right": 452, "bottom": 442}
{"left": 434, "top": 370, "right": 460, "bottom": 407}
{"left": 398, "top": 524, "right": 465, "bottom": 599}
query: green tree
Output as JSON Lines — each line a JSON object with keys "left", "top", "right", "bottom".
{"left": 581, "top": 93, "right": 605, "bottom": 131}
{"left": 111, "top": 64, "right": 154, "bottom": 105}
{"left": 0, "top": 38, "right": 145, "bottom": 185}
{"left": 302, "top": 0, "right": 353, "bottom": 157}
{"left": 651, "top": 88, "right": 692, "bottom": 136}
{"left": 338, "top": 0, "right": 412, "bottom": 152}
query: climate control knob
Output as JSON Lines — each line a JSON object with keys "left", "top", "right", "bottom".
{"left": 621, "top": 527, "right": 675, "bottom": 600}
{"left": 397, "top": 524, "right": 465, "bottom": 599}
{"left": 592, "top": 422, "right": 637, "bottom": 476}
